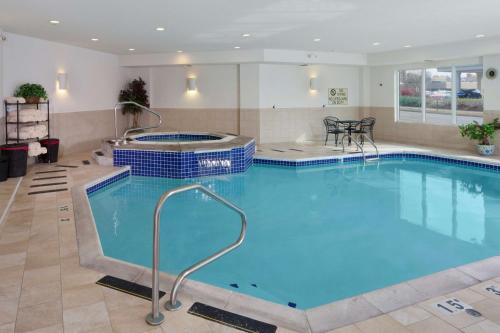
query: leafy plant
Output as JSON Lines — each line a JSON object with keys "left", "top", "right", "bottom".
{"left": 118, "top": 77, "right": 149, "bottom": 128}
{"left": 459, "top": 118, "right": 500, "bottom": 145}
{"left": 14, "top": 83, "right": 48, "bottom": 101}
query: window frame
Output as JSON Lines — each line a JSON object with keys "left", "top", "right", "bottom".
{"left": 395, "top": 65, "right": 483, "bottom": 126}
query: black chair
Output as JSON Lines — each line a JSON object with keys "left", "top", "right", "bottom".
{"left": 352, "top": 117, "right": 376, "bottom": 145}
{"left": 323, "top": 117, "right": 345, "bottom": 146}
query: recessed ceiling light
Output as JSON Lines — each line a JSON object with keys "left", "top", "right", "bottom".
{"left": 128, "top": 48, "right": 135, "bottom": 51}
{"left": 49, "top": 20, "right": 60, "bottom": 24}
{"left": 372, "top": 42, "right": 381, "bottom": 46}
{"left": 234, "top": 46, "right": 241, "bottom": 49}
{"left": 242, "top": 33, "right": 251, "bottom": 37}
{"left": 156, "top": 27, "right": 165, "bottom": 31}
{"left": 475, "top": 34, "right": 486, "bottom": 38}
{"left": 404, "top": 45, "right": 412, "bottom": 48}
{"left": 313, "top": 38, "right": 321, "bottom": 42}
{"left": 177, "top": 50, "right": 183, "bottom": 53}
{"left": 91, "top": 38, "right": 99, "bottom": 42}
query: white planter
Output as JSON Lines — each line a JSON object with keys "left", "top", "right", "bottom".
{"left": 477, "top": 144, "right": 495, "bottom": 156}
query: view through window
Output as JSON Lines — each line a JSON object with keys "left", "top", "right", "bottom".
{"left": 397, "top": 65, "right": 483, "bottom": 125}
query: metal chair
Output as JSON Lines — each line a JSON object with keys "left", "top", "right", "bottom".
{"left": 352, "top": 117, "right": 376, "bottom": 145}
{"left": 323, "top": 117, "right": 345, "bottom": 146}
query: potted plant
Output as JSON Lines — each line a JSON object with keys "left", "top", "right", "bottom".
{"left": 118, "top": 77, "right": 149, "bottom": 129}
{"left": 459, "top": 118, "right": 500, "bottom": 156}
{"left": 14, "top": 83, "right": 48, "bottom": 104}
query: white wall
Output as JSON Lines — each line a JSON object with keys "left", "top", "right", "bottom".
{"left": 123, "top": 65, "right": 239, "bottom": 109}
{"left": 2, "top": 33, "right": 121, "bottom": 113}
{"left": 258, "top": 64, "right": 361, "bottom": 109}
{"left": 483, "top": 55, "right": 500, "bottom": 111}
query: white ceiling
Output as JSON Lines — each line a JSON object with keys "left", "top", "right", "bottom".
{"left": 1, "top": 0, "right": 499, "bottom": 55}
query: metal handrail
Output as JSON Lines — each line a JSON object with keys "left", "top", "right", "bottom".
{"left": 145, "top": 184, "right": 247, "bottom": 326}
{"left": 341, "top": 133, "right": 379, "bottom": 162}
{"left": 113, "top": 101, "right": 162, "bottom": 145}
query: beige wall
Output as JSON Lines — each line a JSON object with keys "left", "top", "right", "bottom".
{"left": 259, "top": 107, "right": 361, "bottom": 143}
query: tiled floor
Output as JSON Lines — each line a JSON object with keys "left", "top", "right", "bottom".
{"left": 1, "top": 144, "right": 500, "bottom": 332}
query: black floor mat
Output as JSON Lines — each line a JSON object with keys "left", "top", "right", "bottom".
{"left": 56, "top": 164, "right": 79, "bottom": 168}
{"left": 188, "top": 302, "right": 277, "bottom": 333}
{"left": 30, "top": 182, "right": 67, "bottom": 188}
{"left": 28, "top": 188, "right": 68, "bottom": 195}
{"left": 82, "top": 160, "right": 91, "bottom": 165}
{"left": 32, "top": 175, "right": 67, "bottom": 181}
{"left": 35, "top": 169, "right": 66, "bottom": 174}
{"left": 96, "top": 276, "right": 165, "bottom": 301}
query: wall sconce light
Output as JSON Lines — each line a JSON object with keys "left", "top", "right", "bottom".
{"left": 57, "top": 73, "right": 68, "bottom": 90}
{"left": 187, "top": 77, "right": 197, "bottom": 91}
{"left": 309, "top": 77, "right": 318, "bottom": 91}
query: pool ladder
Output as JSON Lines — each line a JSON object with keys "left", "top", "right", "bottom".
{"left": 111, "top": 101, "right": 162, "bottom": 146}
{"left": 341, "top": 133, "right": 380, "bottom": 163}
{"left": 146, "top": 184, "right": 247, "bottom": 326}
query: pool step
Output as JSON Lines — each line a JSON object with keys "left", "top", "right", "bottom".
{"left": 92, "top": 149, "right": 113, "bottom": 166}
{"left": 188, "top": 302, "right": 277, "bottom": 333}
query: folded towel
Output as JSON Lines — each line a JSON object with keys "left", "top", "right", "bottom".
{"left": 7, "top": 109, "right": 47, "bottom": 122}
{"left": 4, "top": 97, "right": 26, "bottom": 104}
{"left": 8, "top": 124, "right": 47, "bottom": 140}
{"left": 28, "top": 142, "right": 47, "bottom": 157}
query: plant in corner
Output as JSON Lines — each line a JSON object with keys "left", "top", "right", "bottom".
{"left": 14, "top": 83, "right": 48, "bottom": 104}
{"left": 459, "top": 118, "right": 500, "bottom": 156}
{"left": 118, "top": 77, "right": 149, "bottom": 129}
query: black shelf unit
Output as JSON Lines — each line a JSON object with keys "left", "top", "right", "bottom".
{"left": 4, "top": 100, "right": 50, "bottom": 144}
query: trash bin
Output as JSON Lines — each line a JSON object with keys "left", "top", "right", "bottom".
{"left": 0, "top": 143, "right": 29, "bottom": 177}
{"left": 0, "top": 156, "right": 8, "bottom": 182}
{"left": 39, "top": 138, "right": 60, "bottom": 163}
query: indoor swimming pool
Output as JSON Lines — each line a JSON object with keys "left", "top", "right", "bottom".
{"left": 88, "top": 157, "right": 500, "bottom": 309}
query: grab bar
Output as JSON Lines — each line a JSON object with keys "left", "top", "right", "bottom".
{"left": 341, "top": 133, "right": 379, "bottom": 162}
{"left": 145, "top": 184, "right": 247, "bottom": 326}
{"left": 113, "top": 101, "right": 162, "bottom": 145}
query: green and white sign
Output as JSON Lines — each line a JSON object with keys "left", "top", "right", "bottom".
{"left": 328, "top": 88, "right": 348, "bottom": 105}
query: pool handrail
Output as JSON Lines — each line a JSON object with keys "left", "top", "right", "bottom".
{"left": 341, "top": 132, "right": 379, "bottom": 162}
{"left": 113, "top": 101, "right": 162, "bottom": 145}
{"left": 145, "top": 184, "right": 247, "bottom": 326}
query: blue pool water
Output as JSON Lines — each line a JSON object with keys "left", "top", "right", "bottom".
{"left": 89, "top": 159, "right": 500, "bottom": 309}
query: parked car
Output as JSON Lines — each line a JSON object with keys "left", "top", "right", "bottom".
{"left": 457, "top": 89, "right": 482, "bottom": 98}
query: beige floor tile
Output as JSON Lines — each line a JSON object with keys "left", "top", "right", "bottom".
{"left": 462, "top": 319, "right": 500, "bottom": 333}
{"left": 19, "top": 281, "right": 61, "bottom": 308}
{"left": 0, "top": 297, "right": 19, "bottom": 326}
{"left": 407, "top": 317, "right": 461, "bottom": 333}
{"left": 22, "top": 323, "right": 64, "bottom": 333}
{"left": 15, "top": 300, "right": 62, "bottom": 333}
{"left": 108, "top": 303, "right": 163, "bottom": 333}
{"left": 161, "top": 309, "right": 213, "bottom": 333}
{"left": 62, "top": 284, "right": 104, "bottom": 310}
{"left": 0, "top": 323, "right": 15, "bottom": 333}
{"left": 446, "top": 288, "right": 486, "bottom": 305}
{"left": 388, "top": 306, "right": 432, "bottom": 326}
{"left": 21, "top": 265, "right": 60, "bottom": 288}
{"left": 102, "top": 287, "right": 150, "bottom": 312}
{"left": 327, "top": 325, "right": 363, "bottom": 333}
{"left": 0, "top": 266, "right": 24, "bottom": 299}
{"left": 471, "top": 299, "right": 500, "bottom": 325}
{"left": 63, "top": 301, "right": 111, "bottom": 333}
{"left": 355, "top": 314, "right": 411, "bottom": 333}
{"left": 418, "top": 296, "right": 485, "bottom": 329}
{"left": 0, "top": 252, "right": 26, "bottom": 270}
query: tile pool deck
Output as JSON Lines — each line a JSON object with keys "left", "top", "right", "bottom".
{"left": 2, "top": 143, "right": 500, "bottom": 332}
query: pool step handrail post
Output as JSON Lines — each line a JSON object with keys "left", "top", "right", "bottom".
{"left": 113, "top": 101, "right": 162, "bottom": 146}
{"left": 145, "top": 184, "right": 247, "bottom": 325}
{"left": 341, "top": 132, "right": 379, "bottom": 163}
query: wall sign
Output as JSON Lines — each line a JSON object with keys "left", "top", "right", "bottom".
{"left": 328, "top": 88, "right": 348, "bottom": 105}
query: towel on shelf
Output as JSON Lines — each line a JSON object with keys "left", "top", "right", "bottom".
{"left": 7, "top": 109, "right": 47, "bottom": 122}
{"left": 4, "top": 97, "right": 26, "bottom": 104}
{"left": 7, "top": 124, "right": 48, "bottom": 140}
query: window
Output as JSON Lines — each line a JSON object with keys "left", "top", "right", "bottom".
{"left": 397, "top": 65, "right": 483, "bottom": 125}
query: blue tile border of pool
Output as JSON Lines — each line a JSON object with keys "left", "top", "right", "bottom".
{"left": 86, "top": 152, "right": 500, "bottom": 196}
{"left": 254, "top": 152, "right": 500, "bottom": 170}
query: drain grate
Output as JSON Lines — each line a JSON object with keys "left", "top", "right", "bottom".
{"left": 288, "top": 148, "right": 304, "bottom": 152}
{"left": 56, "top": 164, "right": 79, "bottom": 168}
{"left": 82, "top": 160, "right": 91, "bottom": 165}
{"left": 270, "top": 149, "right": 285, "bottom": 153}
{"left": 188, "top": 302, "right": 277, "bottom": 333}
{"left": 96, "top": 276, "right": 165, "bottom": 301}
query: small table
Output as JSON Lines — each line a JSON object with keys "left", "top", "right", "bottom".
{"left": 338, "top": 120, "right": 360, "bottom": 145}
